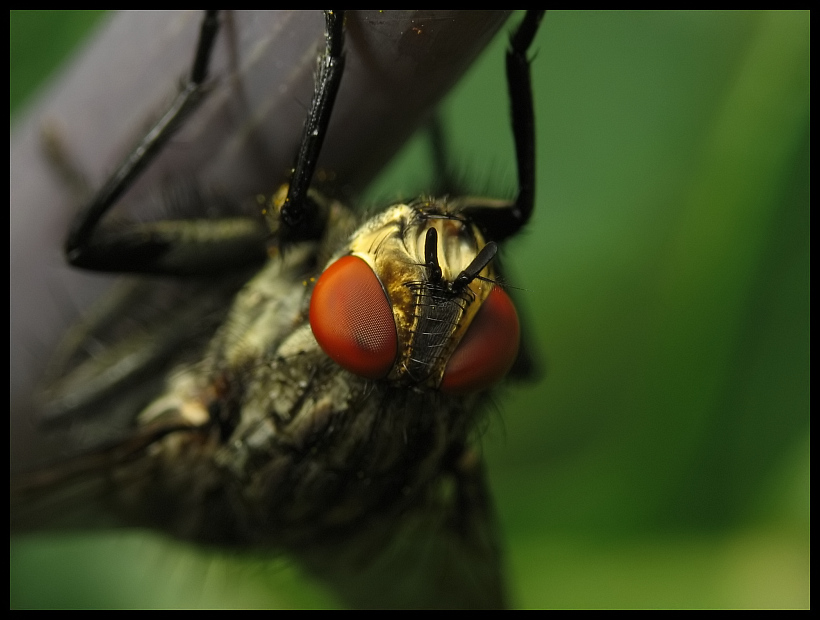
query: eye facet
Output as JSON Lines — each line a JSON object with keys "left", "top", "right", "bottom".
{"left": 440, "top": 286, "right": 520, "bottom": 394}
{"left": 310, "top": 255, "right": 397, "bottom": 379}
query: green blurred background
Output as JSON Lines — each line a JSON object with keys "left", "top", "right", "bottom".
{"left": 11, "top": 11, "right": 809, "bottom": 609}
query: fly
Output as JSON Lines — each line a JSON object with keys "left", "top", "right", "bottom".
{"left": 11, "top": 10, "right": 545, "bottom": 609}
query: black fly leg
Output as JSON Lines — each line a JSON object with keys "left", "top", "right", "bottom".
{"left": 64, "top": 11, "right": 268, "bottom": 276}
{"left": 278, "top": 10, "right": 346, "bottom": 242}
{"left": 505, "top": 10, "right": 544, "bottom": 233}
{"left": 463, "top": 10, "right": 545, "bottom": 242}
{"left": 458, "top": 11, "right": 545, "bottom": 383}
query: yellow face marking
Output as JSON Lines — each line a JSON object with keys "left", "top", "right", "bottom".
{"left": 344, "top": 202, "right": 496, "bottom": 387}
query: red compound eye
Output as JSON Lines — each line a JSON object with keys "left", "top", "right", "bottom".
{"left": 440, "top": 286, "right": 520, "bottom": 394}
{"left": 310, "top": 255, "right": 397, "bottom": 379}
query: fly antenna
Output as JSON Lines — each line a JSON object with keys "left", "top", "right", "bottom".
{"left": 425, "top": 227, "right": 442, "bottom": 283}
{"left": 453, "top": 241, "right": 497, "bottom": 290}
